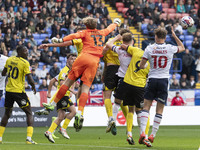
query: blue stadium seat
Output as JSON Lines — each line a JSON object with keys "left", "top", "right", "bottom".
{"left": 187, "top": 46, "right": 192, "bottom": 51}
{"left": 33, "top": 34, "right": 40, "bottom": 39}
{"left": 185, "top": 35, "right": 194, "bottom": 41}
{"left": 8, "top": 50, "right": 13, "bottom": 56}
{"left": 61, "top": 62, "right": 66, "bottom": 68}
{"left": 141, "top": 24, "right": 148, "bottom": 30}
{"left": 56, "top": 62, "right": 62, "bottom": 68}
{"left": 166, "top": 35, "right": 171, "bottom": 42}
{"left": 39, "top": 79, "right": 43, "bottom": 84}
{"left": 143, "top": 29, "right": 148, "bottom": 35}
{"left": 179, "top": 35, "right": 184, "bottom": 41}
{"left": 40, "top": 34, "right": 49, "bottom": 39}
{"left": 175, "top": 73, "right": 181, "bottom": 80}
{"left": 182, "top": 30, "right": 188, "bottom": 35}
{"left": 35, "top": 84, "right": 40, "bottom": 90}
{"left": 46, "top": 28, "right": 52, "bottom": 34}
{"left": 59, "top": 56, "right": 65, "bottom": 62}
{"left": 36, "top": 39, "right": 43, "bottom": 45}
{"left": 38, "top": 62, "right": 45, "bottom": 68}
{"left": 185, "top": 40, "right": 193, "bottom": 47}
{"left": 97, "top": 84, "right": 103, "bottom": 90}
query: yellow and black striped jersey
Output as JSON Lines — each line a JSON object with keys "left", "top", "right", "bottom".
{"left": 5, "top": 56, "right": 31, "bottom": 93}
{"left": 103, "top": 38, "right": 122, "bottom": 65}
{"left": 124, "top": 46, "right": 150, "bottom": 88}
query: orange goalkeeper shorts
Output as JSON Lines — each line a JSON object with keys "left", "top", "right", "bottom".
{"left": 68, "top": 53, "right": 100, "bottom": 87}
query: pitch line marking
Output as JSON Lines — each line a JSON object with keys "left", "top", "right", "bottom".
{"left": 5, "top": 142, "right": 157, "bottom": 150}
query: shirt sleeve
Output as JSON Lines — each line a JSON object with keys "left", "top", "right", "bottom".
{"left": 112, "top": 45, "right": 120, "bottom": 54}
{"left": 100, "top": 24, "right": 117, "bottom": 36}
{"left": 63, "top": 31, "right": 85, "bottom": 42}
{"left": 127, "top": 46, "right": 135, "bottom": 55}
{"left": 4, "top": 58, "right": 9, "bottom": 69}
{"left": 24, "top": 61, "right": 31, "bottom": 75}
{"left": 143, "top": 46, "right": 150, "bottom": 60}
{"left": 170, "top": 45, "right": 179, "bottom": 53}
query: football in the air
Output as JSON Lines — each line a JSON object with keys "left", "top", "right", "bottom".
{"left": 180, "top": 16, "right": 194, "bottom": 29}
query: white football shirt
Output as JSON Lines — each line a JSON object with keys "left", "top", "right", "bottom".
{"left": 0, "top": 54, "right": 8, "bottom": 90}
{"left": 143, "top": 43, "right": 178, "bottom": 79}
{"left": 112, "top": 46, "right": 132, "bottom": 78}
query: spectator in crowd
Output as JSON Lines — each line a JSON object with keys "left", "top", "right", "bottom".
{"left": 195, "top": 56, "right": 200, "bottom": 82}
{"left": 99, "top": 3, "right": 108, "bottom": 18}
{"left": 135, "top": 0, "right": 145, "bottom": 13}
{"left": 179, "top": 74, "right": 190, "bottom": 89}
{"left": 125, "top": 4, "right": 137, "bottom": 26}
{"left": 56, "top": 12, "right": 64, "bottom": 26}
{"left": 49, "top": 63, "right": 60, "bottom": 78}
{"left": 42, "top": 37, "right": 50, "bottom": 44}
{"left": 185, "top": 0, "right": 194, "bottom": 13}
{"left": 51, "top": 24, "right": 62, "bottom": 38}
{"left": 36, "top": 18, "right": 46, "bottom": 33}
{"left": 93, "top": 69, "right": 102, "bottom": 84}
{"left": 10, "top": 34, "right": 18, "bottom": 50}
{"left": 27, "top": 42, "right": 33, "bottom": 51}
{"left": 171, "top": 92, "right": 185, "bottom": 106}
{"left": 182, "top": 49, "right": 194, "bottom": 80}
{"left": 40, "top": 47, "right": 52, "bottom": 65}
{"left": 192, "top": 37, "right": 200, "bottom": 57}
{"left": 155, "top": 0, "right": 163, "bottom": 12}
{"left": 143, "top": 2, "right": 152, "bottom": 18}
{"left": 31, "top": 68, "right": 39, "bottom": 85}
{"left": 39, "top": 79, "right": 48, "bottom": 90}
{"left": 147, "top": 18, "right": 157, "bottom": 39}
{"left": 170, "top": 73, "right": 179, "bottom": 85}
{"left": 174, "top": 22, "right": 183, "bottom": 36}
{"left": 28, "top": 21, "right": 36, "bottom": 33}
{"left": 189, "top": 75, "right": 196, "bottom": 89}
{"left": 148, "top": 0, "right": 155, "bottom": 10}
{"left": 48, "top": 0, "right": 55, "bottom": 10}
{"left": 0, "top": 7, "right": 7, "bottom": 21}
{"left": 176, "top": 0, "right": 186, "bottom": 13}
{"left": 20, "top": 1, "right": 27, "bottom": 13}
{"left": 4, "top": 36, "right": 11, "bottom": 51}
{"left": 52, "top": 47, "right": 59, "bottom": 62}
{"left": 29, "top": 55, "right": 38, "bottom": 67}
{"left": 170, "top": 79, "right": 180, "bottom": 89}
{"left": 30, "top": 46, "right": 40, "bottom": 59}
{"left": 40, "top": 7, "right": 49, "bottom": 20}
{"left": 45, "top": 72, "right": 51, "bottom": 85}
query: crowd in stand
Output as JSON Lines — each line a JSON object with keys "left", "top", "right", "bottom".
{"left": 1, "top": 0, "right": 200, "bottom": 90}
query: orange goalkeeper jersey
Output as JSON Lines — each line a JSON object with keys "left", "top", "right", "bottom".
{"left": 63, "top": 24, "right": 117, "bottom": 57}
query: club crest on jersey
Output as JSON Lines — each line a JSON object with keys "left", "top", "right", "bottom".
{"left": 61, "top": 100, "right": 67, "bottom": 106}
{"left": 21, "top": 99, "right": 27, "bottom": 105}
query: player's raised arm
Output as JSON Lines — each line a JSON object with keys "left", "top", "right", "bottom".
{"left": 171, "top": 26, "right": 185, "bottom": 53}
{"left": 101, "top": 18, "right": 121, "bottom": 36}
{"left": 38, "top": 41, "right": 73, "bottom": 49}
{"left": 27, "top": 74, "right": 36, "bottom": 94}
{"left": 106, "top": 34, "right": 122, "bottom": 50}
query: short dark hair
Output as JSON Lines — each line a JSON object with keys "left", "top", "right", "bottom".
{"left": 154, "top": 28, "right": 167, "bottom": 39}
{"left": 67, "top": 53, "right": 77, "bottom": 59}
{"left": 122, "top": 33, "right": 133, "bottom": 43}
{"left": 16, "top": 45, "right": 26, "bottom": 53}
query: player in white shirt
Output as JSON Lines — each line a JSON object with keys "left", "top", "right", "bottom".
{"left": 138, "top": 27, "right": 185, "bottom": 146}
{"left": 0, "top": 54, "right": 8, "bottom": 99}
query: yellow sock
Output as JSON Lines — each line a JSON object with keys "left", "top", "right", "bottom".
{"left": 145, "top": 115, "right": 150, "bottom": 135}
{"left": 104, "top": 99, "right": 113, "bottom": 117}
{"left": 126, "top": 112, "right": 133, "bottom": 133}
{"left": 120, "top": 102, "right": 128, "bottom": 118}
{"left": 0, "top": 126, "right": 5, "bottom": 137}
{"left": 27, "top": 126, "right": 33, "bottom": 138}
{"left": 77, "top": 99, "right": 84, "bottom": 116}
{"left": 62, "top": 118, "right": 71, "bottom": 129}
{"left": 48, "top": 122, "right": 58, "bottom": 133}
{"left": 50, "top": 90, "right": 58, "bottom": 103}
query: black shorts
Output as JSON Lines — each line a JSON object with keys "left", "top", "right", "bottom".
{"left": 113, "top": 77, "right": 125, "bottom": 100}
{"left": 144, "top": 78, "right": 168, "bottom": 104}
{"left": 103, "top": 65, "right": 119, "bottom": 91}
{"left": 57, "top": 96, "right": 74, "bottom": 111}
{"left": 5, "top": 92, "right": 30, "bottom": 108}
{"left": 122, "top": 82, "right": 145, "bottom": 108}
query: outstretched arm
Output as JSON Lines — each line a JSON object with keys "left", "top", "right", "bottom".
{"left": 171, "top": 26, "right": 185, "bottom": 53}
{"left": 106, "top": 34, "right": 122, "bottom": 50}
{"left": 38, "top": 41, "right": 73, "bottom": 49}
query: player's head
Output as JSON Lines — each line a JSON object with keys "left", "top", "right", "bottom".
{"left": 154, "top": 27, "right": 167, "bottom": 43}
{"left": 122, "top": 33, "right": 133, "bottom": 45}
{"left": 66, "top": 53, "right": 77, "bottom": 68}
{"left": 82, "top": 17, "right": 97, "bottom": 29}
{"left": 17, "top": 45, "right": 28, "bottom": 59}
{"left": 119, "top": 28, "right": 131, "bottom": 36}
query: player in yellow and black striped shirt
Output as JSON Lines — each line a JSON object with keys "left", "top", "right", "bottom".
{"left": 0, "top": 45, "right": 37, "bottom": 144}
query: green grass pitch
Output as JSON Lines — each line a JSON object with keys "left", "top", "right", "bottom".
{"left": 0, "top": 126, "right": 199, "bottom": 150}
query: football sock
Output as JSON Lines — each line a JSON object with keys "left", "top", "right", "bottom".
{"left": 48, "top": 122, "right": 58, "bottom": 133}
{"left": 151, "top": 113, "right": 162, "bottom": 137}
{"left": 78, "top": 93, "right": 88, "bottom": 112}
{"left": 77, "top": 98, "right": 84, "bottom": 116}
{"left": 126, "top": 112, "right": 133, "bottom": 133}
{"left": 140, "top": 110, "right": 149, "bottom": 134}
{"left": 120, "top": 102, "right": 128, "bottom": 118}
{"left": 27, "top": 126, "right": 33, "bottom": 139}
{"left": 136, "top": 111, "right": 141, "bottom": 132}
{"left": 104, "top": 99, "right": 113, "bottom": 118}
{"left": 113, "top": 102, "right": 120, "bottom": 122}
{"left": 62, "top": 118, "right": 71, "bottom": 129}
{"left": 145, "top": 115, "right": 150, "bottom": 137}
{"left": 127, "top": 131, "right": 132, "bottom": 137}
{"left": 54, "top": 84, "right": 69, "bottom": 103}
{"left": 0, "top": 126, "right": 5, "bottom": 139}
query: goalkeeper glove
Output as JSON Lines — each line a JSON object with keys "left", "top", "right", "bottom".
{"left": 113, "top": 18, "right": 121, "bottom": 27}
{"left": 51, "top": 37, "right": 63, "bottom": 43}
